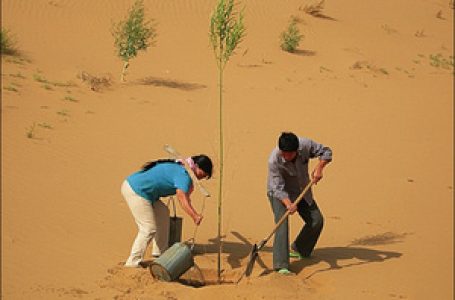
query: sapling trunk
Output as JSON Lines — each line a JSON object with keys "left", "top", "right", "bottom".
{"left": 120, "top": 61, "right": 129, "bottom": 82}
{"left": 217, "top": 48, "right": 224, "bottom": 283}
{"left": 210, "top": 0, "right": 245, "bottom": 284}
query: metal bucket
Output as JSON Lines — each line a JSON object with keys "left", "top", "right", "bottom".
{"left": 168, "top": 197, "right": 182, "bottom": 247}
{"left": 168, "top": 216, "right": 182, "bottom": 247}
{"left": 150, "top": 242, "right": 194, "bottom": 281}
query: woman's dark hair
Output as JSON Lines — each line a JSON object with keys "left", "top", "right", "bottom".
{"left": 278, "top": 132, "right": 299, "bottom": 151}
{"left": 140, "top": 155, "right": 213, "bottom": 178}
{"left": 192, "top": 155, "right": 213, "bottom": 178}
{"left": 141, "top": 159, "right": 177, "bottom": 172}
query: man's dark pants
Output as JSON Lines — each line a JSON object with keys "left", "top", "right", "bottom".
{"left": 268, "top": 194, "right": 324, "bottom": 270}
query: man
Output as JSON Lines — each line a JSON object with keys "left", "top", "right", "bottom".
{"left": 267, "top": 132, "right": 332, "bottom": 275}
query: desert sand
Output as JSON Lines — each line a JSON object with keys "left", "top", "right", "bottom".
{"left": 1, "top": 0, "right": 453, "bottom": 299}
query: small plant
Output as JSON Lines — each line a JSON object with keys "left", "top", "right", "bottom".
{"left": 9, "top": 72, "right": 26, "bottom": 79}
{"left": 280, "top": 19, "right": 303, "bottom": 53}
{"left": 112, "top": 0, "right": 157, "bottom": 82}
{"left": 57, "top": 109, "right": 69, "bottom": 117}
{"left": 300, "top": 0, "right": 325, "bottom": 16}
{"left": 1, "top": 27, "right": 18, "bottom": 55}
{"left": 415, "top": 29, "right": 425, "bottom": 37}
{"left": 42, "top": 84, "right": 53, "bottom": 90}
{"left": 78, "top": 71, "right": 112, "bottom": 91}
{"left": 38, "top": 122, "right": 53, "bottom": 129}
{"left": 63, "top": 95, "right": 78, "bottom": 102}
{"left": 4, "top": 84, "right": 18, "bottom": 92}
{"left": 436, "top": 10, "right": 444, "bottom": 19}
{"left": 351, "top": 60, "right": 389, "bottom": 76}
{"left": 381, "top": 24, "right": 397, "bottom": 34}
{"left": 26, "top": 123, "right": 36, "bottom": 138}
{"left": 33, "top": 73, "right": 48, "bottom": 83}
{"left": 429, "top": 53, "right": 454, "bottom": 69}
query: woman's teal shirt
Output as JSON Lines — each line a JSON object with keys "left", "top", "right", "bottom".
{"left": 127, "top": 162, "right": 192, "bottom": 203}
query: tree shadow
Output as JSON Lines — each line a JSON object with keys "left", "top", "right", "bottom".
{"left": 349, "top": 231, "right": 412, "bottom": 246}
{"left": 291, "top": 246, "right": 402, "bottom": 279}
{"left": 138, "top": 76, "right": 207, "bottom": 91}
{"left": 292, "top": 49, "right": 317, "bottom": 56}
{"left": 309, "top": 13, "right": 337, "bottom": 21}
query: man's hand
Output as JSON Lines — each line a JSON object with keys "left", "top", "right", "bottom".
{"left": 311, "top": 168, "right": 323, "bottom": 184}
{"left": 286, "top": 203, "right": 298, "bottom": 214}
{"left": 282, "top": 198, "right": 297, "bottom": 214}
{"left": 311, "top": 159, "right": 330, "bottom": 184}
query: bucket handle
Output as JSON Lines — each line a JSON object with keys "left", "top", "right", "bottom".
{"left": 167, "top": 196, "right": 177, "bottom": 218}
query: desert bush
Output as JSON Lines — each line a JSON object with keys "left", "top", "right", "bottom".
{"left": 1, "top": 27, "right": 18, "bottom": 55}
{"left": 78, "top": 71, "right": 112, "bottom": 91}
{"left": 300, "top": 0, "right": 325, "bottom": 16}
{"left": 436, "top": 10, "right": 444, "bottom": 19}
{"left": 26, "top": 123, "right": 36, "bottom": 139}
{"left": 429, "top": 53, "right": 454, "bottom": 70}
{"left": 280, "top": 19, "right": 303, "bottom": 52}
{"left": 112, "top": 0, "right": 157, "bottom": 82}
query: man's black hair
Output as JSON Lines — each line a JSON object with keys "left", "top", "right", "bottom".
{"left": 278, "top": 132, "right": 299, "bottom": 151}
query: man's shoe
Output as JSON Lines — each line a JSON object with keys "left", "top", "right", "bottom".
{"left": 290, "top": 244, "right": 311, "bottom": 259}
{"left": 289, "top": 250, "right": 305, "bottom": 259}
{"left": 277, "top": 268, "right": 294, "bottom": 275}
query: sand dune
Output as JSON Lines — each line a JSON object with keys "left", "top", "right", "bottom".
{"left": 1, "top": 0, "right": 453, "bottom": 299}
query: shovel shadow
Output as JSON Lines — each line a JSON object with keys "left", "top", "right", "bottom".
{"left": 291, "top": 246, "right": 402, "bottom": 278}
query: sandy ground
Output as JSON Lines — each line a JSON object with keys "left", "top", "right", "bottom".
{"left": 1, "top": 0, "right": 453, "bottom": 299}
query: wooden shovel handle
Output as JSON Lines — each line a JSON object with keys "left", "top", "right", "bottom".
{"left": 261, "top": 180, "right": 314, "bottom": 248}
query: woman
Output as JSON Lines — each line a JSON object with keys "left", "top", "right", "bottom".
{"left": 121, "top": 154, "right": 213, "bottom": 267}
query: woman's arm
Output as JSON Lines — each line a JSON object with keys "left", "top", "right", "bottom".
{"left": 176, "top": 189, "right": 203, "bottom": 225}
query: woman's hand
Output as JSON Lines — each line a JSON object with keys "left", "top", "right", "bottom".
{"left": 193, "top": 214, "right": 203, "bottom": 225}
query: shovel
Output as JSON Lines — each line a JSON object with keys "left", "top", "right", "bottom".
{"left": 239, "top": 180, "right": 314, "bottom": 282}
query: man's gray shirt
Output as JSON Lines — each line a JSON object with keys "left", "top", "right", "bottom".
{"left": 267, "top": 137, "right": 332, "bottom": 205}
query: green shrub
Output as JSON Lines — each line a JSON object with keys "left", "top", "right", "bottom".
{"left": 429, "top": 53, "right": 454, "bottom": 70}
{"left": 112, "top": 0, "right": 157, "bottom": 82}
{"left": 280, "top": 20, "right": 303, "bottom": 53}
{"left": 1, "top": 28, "right": 17, "bottom": 55}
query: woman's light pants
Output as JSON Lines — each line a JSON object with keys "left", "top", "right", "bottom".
{"left": 121, "top": 180, "right": 169, "bottom": 266}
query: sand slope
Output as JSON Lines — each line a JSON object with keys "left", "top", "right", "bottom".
{"left": 1, "top": 0, "right": 453, "bottom": 299}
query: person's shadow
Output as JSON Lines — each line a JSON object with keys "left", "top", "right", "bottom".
{"left": 192, "top": 231, "right": 403, "bottom": 279}
{"left": 291, "top": 246, "right": 402, "bottom": 279}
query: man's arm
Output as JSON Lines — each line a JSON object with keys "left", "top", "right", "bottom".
{"left": 268, "top": 159, "right": 297, "bottom": 214}
{"left": 311, "top": 159, "right": 330, "bottom": 184}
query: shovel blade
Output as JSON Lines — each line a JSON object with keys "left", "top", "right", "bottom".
{"left": 244, "top": 244, "right": 259, "bottom": 277}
